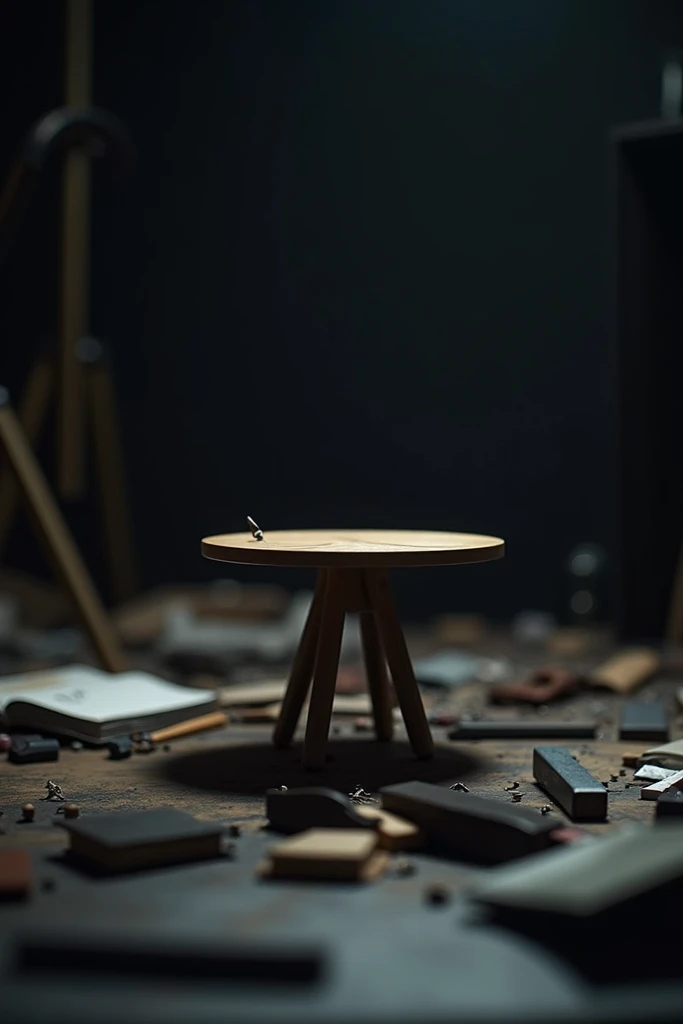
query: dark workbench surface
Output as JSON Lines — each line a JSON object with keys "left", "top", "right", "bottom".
{"left": 2, "top": 635, "right": 683, "bottom": 1023}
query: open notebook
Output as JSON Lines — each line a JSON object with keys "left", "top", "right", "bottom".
{"left": 0, "top": 665, "right": 217, "bottom": 743}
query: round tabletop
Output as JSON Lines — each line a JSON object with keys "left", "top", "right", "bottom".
{"left": 201, "top": 529, "right": 505, "bottom": 569}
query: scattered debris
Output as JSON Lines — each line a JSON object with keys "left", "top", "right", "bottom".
{"left": 640, "top": 768, "right": 683, "bottom": 801}
{"left": 449, "top": 782, "right": 469, "bottom": 792}
{"left": 504, "top": 782, "right": 519, "bottom": 791}
{"left": 634, "top": 764, "right": 678, "bottom": 783}
{"left": 490, "top": 666, "right": 582, "bottom": 705}
{"left": 622, "top": 752, "right": 639, "bottom": 768}
{"left": 393, "top": 857, "right": 417, "bottom": 876}
{"left": 107, "top": 737, "right": 133, "bottom": 760}
{"left": 63, "top": 803, "right": 79, "bottom": 819}
{"left": 619, "top": 768, "right": 626, "bottom": 776}
{"left": 70, "top": 741, "right": 83, "bottom": 751}
{"left": 8, "top": 736, "right": 59, "bottom": 764}
{"left": 21, "top": 803, "right": 35, "bottom": 822}
{"left": 540, "top": 805, "right": 552, "bottom": 815}
{"left": 44, "top": 781, "right": 65, "bottom": 802}
{"left": 424, "top": 883, "right": 451, "bottom": 906}
{"left": 349, "top": 785, "right": 377, "bottom": 806}
{"left": 228, "top": 824, "right": 241, "bottom": 837}
{"left": 511, "top": 792, "right": 523, "bottom": 802}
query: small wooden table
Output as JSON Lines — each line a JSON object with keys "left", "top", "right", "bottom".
{"left": 202, "top": 529, "right": 505, "bottom": 769}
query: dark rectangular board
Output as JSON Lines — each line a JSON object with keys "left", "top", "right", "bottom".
{"left": 619, "top": 700, "right": 669, "bottom": 742}
{"left": 448, "top": 721, "right": 597, "bottom": 741}
{"left": 380, "top": 780, "right": 555, "bottom": 865}
{"left": 532, "top": 747, "right": 607, "bottom": 821}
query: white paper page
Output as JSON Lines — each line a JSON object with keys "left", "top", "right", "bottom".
{"left": 0, "top": 664, "right": 215, "bottom": 724}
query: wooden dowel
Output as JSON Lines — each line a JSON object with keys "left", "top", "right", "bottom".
{"left": 360, "top": 605, "right": 393, "bottom": 742}
{"left": 303, "top": 571, "right": 346, "bottom": 770}
{"left": 365, "top": 569, "right": 433, "bottom": 759}
{"left": 150, "top": 711, "right": 228, "bottom": 743}
{"left": 0, "top": 397, "right": 126, "bottom": 673}
{"left": 272, "top": 571, "right": 326, "bottom": 749}
{"left": 0, "top": 357, "right": 53, "bottom": 558}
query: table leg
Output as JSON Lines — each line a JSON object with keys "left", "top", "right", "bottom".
{"left": 303, "top": 570, "right": 347, "bottom": 770}
{"left": 360, "top": 606, "right": 393, "bottom": 742}
{"left": 272, "top": 571, "right": 326, "bottom": 749}
{"left": 365, "top": 569, "right": 434, "bottom": 759}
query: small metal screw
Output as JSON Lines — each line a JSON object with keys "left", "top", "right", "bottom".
{"left": 21, "top": 803, "right": 35, "bottom": 822}
{"left": 424, "top": 884, "right": 450, "bottom": 906}
{"left": 504, "top": 782, "right": 519, "bottom": 791}
{"left": 63, "top": 803, "right": 79, "bottom": 819}
{"left": 511, "top": 792, "right": 523, "bottom": 802}
{"left": 610, "top": 774, "right": 618, "bottom": 783}
{"left": 540, "top": 805, "right": 552, "bottom": 815}
{"left": 619, "top": 768, "right": 626, "bottom": 776}
{"left": 247, "top": 516, "right": 264, "bottom": 541}
{"left": 44, "top": 780, "right": 65, "bottom": 802}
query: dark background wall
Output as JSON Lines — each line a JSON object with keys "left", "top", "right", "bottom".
{"left": 1, "top": 0, "right": 682, "bottom": 621}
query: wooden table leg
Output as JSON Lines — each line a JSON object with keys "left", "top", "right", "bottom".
{"left": 272, "top": 571, "right": 326, "bottom": 749}
{"left": 365, "top": 569, "right": 434, "bottom": 759}
{"left": 360, "top": 604, "right": 393, "bottom": 742}
{"left": 303, "top": 570, "right": 347, "bottom": 770}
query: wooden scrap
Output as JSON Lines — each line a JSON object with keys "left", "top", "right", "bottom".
{"left": 59, "top": 808, "right": 224, "bottom": 872}
{"left": 355, "top": 806, "right": 425, "bottom": 851}
{"left": 432, "top": 614, "right": 487, "bottom": 646}
{"left": 259, "top": 828, "right": 386, "bottom": 882}
{"left": 265, "top": 787, "right": 378, "bottom": 834}
{"left": 590, "top": 648, "right": 659, "bottom": 694}
{"left": 640, "top": 737, "right": 683, "bottom": 768}
{"left": 472, "top": 823, "right": 683, "bottom": 922}
{"left": 490, "top": 667, "right": 581, "bottom": 705}
{"left": 0, "top": 849, "right": 32, "bottom": 900}
{"left": 633, "top": 764, "right": 678, "bottom": 783}
{"left": 622, "top": 752, "right": 640, "bottom": 768}
{"left": 150, "top": 711, "right": 228, "bottom": 743}
{"left": 640, "top": 769, "right": 683, "bottom": 801}
{"left": 656, "top": 790, "right": 683, "bottom": 818}
{"left": 449, "top": 720, "right": 596, "bottom": 740}
{"left": 619, "top": 700, "right": 668, "bottom": 742}
{"left": 379, "top": 781, "right": 555, "bottom": 864}
{"left": 533, "top": 747, "right": 607, "bottom": 821}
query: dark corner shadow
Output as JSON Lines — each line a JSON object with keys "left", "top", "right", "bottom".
{"left": 160, "top": 739, "right": 482, "bottom": 796}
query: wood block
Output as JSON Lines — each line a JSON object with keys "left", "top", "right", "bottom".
{"left": 656, "top": 790, "right": 683, "bottom": 818}
{"left": 472, "top": 823, "right": 683, "bottom": 921}
{"left": 640, "top": 737, "right": 683, "bottom": 768}
{"left": 640, "top": 769, "right": 683, "bottom": 801}
{"left": 449, "top": 721, "right": 596, "bottom": 740}
{"left": 533, "top": 747, "right": 607, "bottom": 821}
{"left": 266, "top": 787, "right": 378, "bottom": 834}
{"left": 263, "top": 828, "right": 381, "bottom": 881}
{"left": 590, "top": 648, "right": 659, "bottom": 693}
{"left": 619, "top": 700, "right": 669, "bottom": 742}
{"left": 355, "top": 806, "right": 425, "bottom": 851}
{"left": 59, "top": 808, "right": 224, "bottom": 872}
{"left": 633, "top": 764, "right": 678, "bottom": 783}
{"left": 380, "top": 781, "right": 555, "bottom": 864}
{"left": 0, "top": 849, "right": 32, "bottom": 900}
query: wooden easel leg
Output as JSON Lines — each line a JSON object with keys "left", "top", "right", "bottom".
{"left": 360, "top": 589, "right": 393, "bottom": 741}
{"left": 0, "top": 357, "right": 53, "bottom": 558}
{"left": 0, "top": 393, "right": 126, "bottom": 673}
{"left": 303, "top": 570, "right": 347, "bottom": 770}
{"left": 87, "top": 358, "right": 140, "bottom": 602}
{"left": 365, "top": 568, "right": 434, "bottom": 759}
{"left": 272, "top": 571, "right": 327, "bottom": 748}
